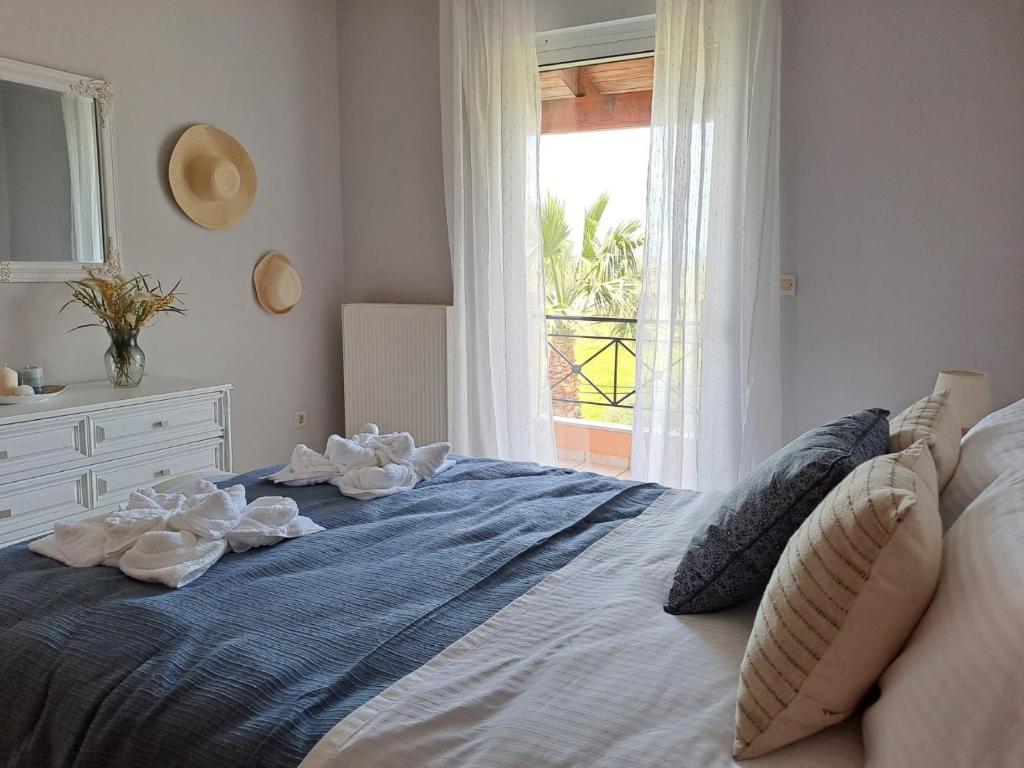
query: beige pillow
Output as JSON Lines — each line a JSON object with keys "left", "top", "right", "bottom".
{"left": 734, "top": 440, "right": 943, "bottom": 759}
{"left": 863, "top": 464, "right": 1024, "bottom": 768}
{"left": 889, "top": 389, "right": 961, "bottom": 491}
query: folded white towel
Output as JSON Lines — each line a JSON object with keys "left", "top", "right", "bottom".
{"left": 269, "top": 443, "right": 346, "bottom": 486}
{"left": 227, "top": 496, "right": 325, "bottom": 553}
{"left": 409, "top": 443, "right": 454, "bottom": 480}
{"left": 119, "top": 530, "right": 228, "bottom": 588}
{"left": 331, "top": 463, "right": 419, "bottom": 500}
{"left": 28, "top": 502, "right": 170, "bottom": 568}
{"left": 100, "top": 506, "right": 172, "bottom": 563}
{"left": 29, "top": 520, "right": 108, "bottom": 568}
{"left": 265, "top": 424, "right": 453, "bottom": 500}
{"left": 167, "top": 485, "right": 247, "bottom": 539}
{"left": 325, "top": 434, "right": 380, "bottom": 469}
{"left": 30, "top": 480, "right": 323, "bottom": 587}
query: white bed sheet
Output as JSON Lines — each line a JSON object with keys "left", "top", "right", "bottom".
{"left": 301, "top": 489, "right": 864, "bottom": 768}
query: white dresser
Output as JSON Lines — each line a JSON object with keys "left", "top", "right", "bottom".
{"left": 0, "top": 377, "right": 232, "bottom": 548}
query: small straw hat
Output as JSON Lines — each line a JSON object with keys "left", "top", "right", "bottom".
{"left": 253, "top": 251, "right": 302, "bottom": 315}
{"left": 168, "top": 124, "right": 257, "bottom": 230}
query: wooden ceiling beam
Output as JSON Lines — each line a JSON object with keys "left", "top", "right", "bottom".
{"left": 556, "top": 67, "right": 584, "bottom": 97}
{"left": 541, "top": 57, "right": 655, "bottom": 101}
{"left": 541, "top": 89, "right": 652, "bottom": 134}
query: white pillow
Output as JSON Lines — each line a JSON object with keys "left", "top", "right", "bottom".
{"left": 940, "top": 397, "right": 1024, "bottom": 528}
{"left": 863, "top": 463, "right": 1024, "bottom": 768}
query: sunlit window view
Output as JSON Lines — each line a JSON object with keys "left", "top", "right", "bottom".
{"left": 539, "top": 56, "right": 653, "bottom": 475}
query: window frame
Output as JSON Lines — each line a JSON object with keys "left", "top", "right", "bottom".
{"left": 536, "top": 15, "right": 655, "bottom": 70}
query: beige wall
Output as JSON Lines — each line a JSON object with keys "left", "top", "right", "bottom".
{"left": 337, "top": 0, "right": 452, "bottom": 305}
{"left": 780, "top": 0, "right": 1024, "bottom": 435}
{"left": 335, "top": 0, "right": 658, "bottom": 307}
{"left": 0, "top": 0, "right": 344, "bottom": 470}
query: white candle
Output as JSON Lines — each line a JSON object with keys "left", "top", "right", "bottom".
{"left": 0, "top": 365, "right": 17, "bottom": 393}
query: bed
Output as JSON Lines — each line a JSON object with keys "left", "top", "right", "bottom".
{"left": 0, "top": 456, "right": 869, "bottom": 768}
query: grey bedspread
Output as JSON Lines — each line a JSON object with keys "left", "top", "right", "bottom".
{"left": 0, "top": 458, "right": 664, "bottom": 768}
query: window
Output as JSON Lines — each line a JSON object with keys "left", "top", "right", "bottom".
{"left": 537, "top": 18, "right": 655, "bottom": 474}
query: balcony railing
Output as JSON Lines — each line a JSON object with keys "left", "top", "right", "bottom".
{"left": 545, "top": 314, "right": 637, "bottom": 414}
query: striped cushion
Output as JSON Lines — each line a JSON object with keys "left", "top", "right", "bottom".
{"left": 864, "top": 463, "right": 1024, "bottom": 768}
{"left": 889, "top": 390, "right": 961, "bottom": 492}
{"left": 940, "top": 397, "right": 1024, "bottom": 528}
{"left": 734, "top": 441, "right": 943, "bottom": 759}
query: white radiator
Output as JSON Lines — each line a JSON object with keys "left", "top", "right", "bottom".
{"left": 341, "top": 303, "right": 452, "bottom": 445}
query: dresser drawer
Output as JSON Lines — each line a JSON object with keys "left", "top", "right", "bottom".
{"left": 92, "top": 440, "right": 224, "bottom": 509}
{"left": 90, "top": 395, "right": 223, "bottom": 458}
{"left": 0, "top": 417, "right": 88, "bottom": 480}
{"left": 0, "top": 471, "right": 91, "bottom": 547}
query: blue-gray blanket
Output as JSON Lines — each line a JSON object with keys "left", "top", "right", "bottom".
{"left": 0, "top": 458, "right": 664, "bottom": 768}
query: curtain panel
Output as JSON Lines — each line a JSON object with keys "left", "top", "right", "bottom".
{"left": 631, "top": 0, "right": 783, "bottom": 490}
{"left": 439, "top": 0, "right": 555, "bottom": 462}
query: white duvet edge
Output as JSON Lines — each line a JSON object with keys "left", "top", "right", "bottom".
{"left": 297, "top": 487, "right": 686, "bottom": 768}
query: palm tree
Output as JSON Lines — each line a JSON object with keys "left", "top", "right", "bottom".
{"left": 542, "top": 192, "right": 645, "bottom": 417}
{"left": 543, "top": 192, "right": 643, "bottom": 320}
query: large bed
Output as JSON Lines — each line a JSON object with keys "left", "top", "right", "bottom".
{"left": 0, "top": 457, "right": 864, "bottom": 767}
{"left": 4, "top": 399, "right": 1020, "bottom": 768}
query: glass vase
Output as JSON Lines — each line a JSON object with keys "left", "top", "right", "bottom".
{"left": 105, "top": 329, "right": 146, "bottom": 388}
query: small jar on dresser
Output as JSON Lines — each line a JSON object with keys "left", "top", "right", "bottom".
{"left": 0, "top": 377, "right": 232, "bottom": 548}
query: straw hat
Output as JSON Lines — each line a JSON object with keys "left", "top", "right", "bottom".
{"left": 253, "top": 251, "right": 302, "bottom": 315}
{"left": 168, "top": 124, "right": 257, "bottom": 230}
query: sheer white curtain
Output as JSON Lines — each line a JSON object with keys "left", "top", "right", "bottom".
{"left": 439, "top": 0, "right": 555, "bottom": 462}
{"left": 61, "top": 93, "right": 103, "bottom": 264}
{"left": 630, "top": 0, "right": 782, "bottom": 490}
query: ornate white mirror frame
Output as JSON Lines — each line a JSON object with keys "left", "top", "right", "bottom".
{"left": 0, "top": 56, "right": 121, "bottom": 283}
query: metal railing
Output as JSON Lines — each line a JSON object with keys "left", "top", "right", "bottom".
{"left": 546, "top": 314, "right": 637, "bottom": 410}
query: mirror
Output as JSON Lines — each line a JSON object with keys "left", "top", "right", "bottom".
{"left": 0, "top": 57, "right": 120, "bottom": 283}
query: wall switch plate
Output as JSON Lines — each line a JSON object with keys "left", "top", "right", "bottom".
{"left": 779, "top": 274, "right": 797, "bottom": 296}
{"left": 293, "top": 411, "right": 307, "bottom": 428}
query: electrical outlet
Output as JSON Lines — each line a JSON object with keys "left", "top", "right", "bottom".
{"left": 293, "top": 411, "right": 307, "bottom": 428}
{"left": 779, "top": 274, "right": 797, "bottom": 296}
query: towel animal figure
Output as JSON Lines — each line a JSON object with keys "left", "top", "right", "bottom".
{"left": 265, "top": 423, "right": 454, "bottom": 500}
{"left": 29, "top": 480, "right": 323, "bottom": 588}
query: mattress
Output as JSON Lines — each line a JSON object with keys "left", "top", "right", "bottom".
{"left": 302, "top": 488, "right": 864, "bottom": 768}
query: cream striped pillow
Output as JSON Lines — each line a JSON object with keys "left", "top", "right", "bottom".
{"left": 734, "top": 440, "right": 943, "bottom": 759}
{"left": 889, "top": 389, "right": 961, "bottom": 491}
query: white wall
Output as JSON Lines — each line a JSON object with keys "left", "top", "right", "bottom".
{"left": 0, "top": 0, "right": 344, "bottom": 470}
{"left": 780, "top": 0, "right": 1024, "bottom": 436}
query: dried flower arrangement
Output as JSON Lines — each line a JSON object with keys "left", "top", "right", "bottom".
{"left": 62, "top": 272, "right": 186, "bottom": 387}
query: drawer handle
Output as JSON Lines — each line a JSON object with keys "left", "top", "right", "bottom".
{"left": 154, "top": 419, "right": 171, "bottom": 429}
{"left": 0, "top": 509, "right": 10, "bottom": 520}
{"left": 0, "top": 450, "right": 7, "bottom": 461}
{"left": 154, "top": 468, "right": 171, "bottom": 478}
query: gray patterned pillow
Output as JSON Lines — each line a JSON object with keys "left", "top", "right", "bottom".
{"left": 664, "top": 408, "right": 890, "bottom": 614}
